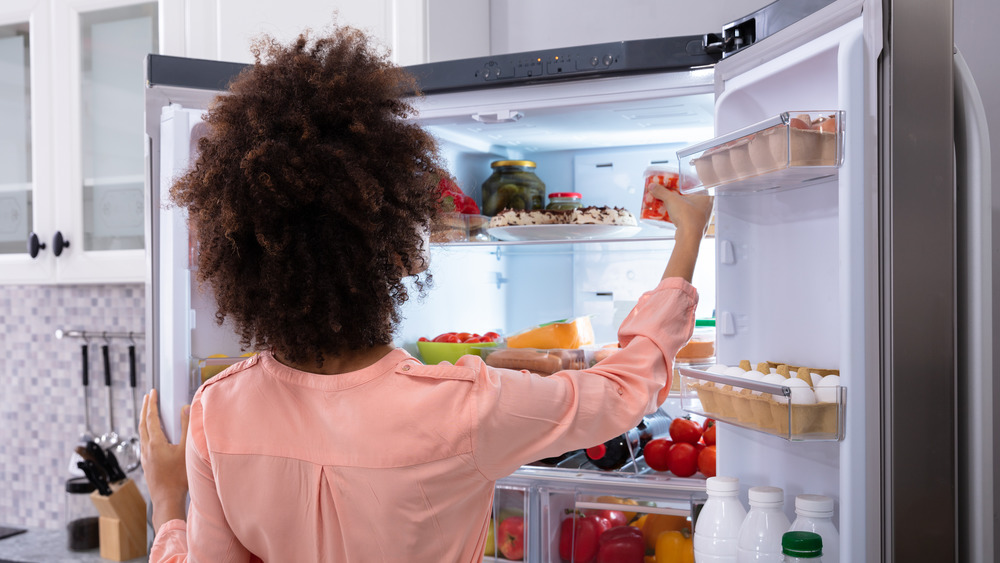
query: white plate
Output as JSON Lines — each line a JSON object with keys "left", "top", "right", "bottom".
{"left": 487, "top": 224, "right": 642, "bottom": 241}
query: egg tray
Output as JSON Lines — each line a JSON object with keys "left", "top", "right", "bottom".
{"left": 676, "top": 111, "right": 844, "bottom": 195}
{"left": 677, "top": 364, "right": 845, "bottom": 442}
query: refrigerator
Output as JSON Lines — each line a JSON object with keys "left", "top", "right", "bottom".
{"left": 143, "top": 0, "right": 995, "bottom": 561}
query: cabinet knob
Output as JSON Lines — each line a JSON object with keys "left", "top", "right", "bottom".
{"left": 52, "top": 231, "right": 70, "bottom": 257}
{"left": 27, "top": 232, "right": 46, "bottom": 258}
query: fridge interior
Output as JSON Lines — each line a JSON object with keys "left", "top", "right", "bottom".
{"left": 151, "top": 14, "right": 867, "bottom": 560}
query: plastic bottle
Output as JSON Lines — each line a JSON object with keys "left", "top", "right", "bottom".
{"left": 737, "top": 486, "right": 791, "bottom": 562}
{"left": 787, "top": 495, "right": 838, "bottom": 563}
{"left": 694, "top": 476, "right": 747, "bottom": 562}
{"left": 781, "top": 531, "right": 823, "bottom": 562}
{"left": 585, "top": 409, "right": 673, "bottom": 470}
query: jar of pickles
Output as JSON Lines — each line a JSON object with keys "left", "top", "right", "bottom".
{"left": 545, "top": 192, "right": 583, "bottom": 210}
{"left": 481, "top": 160, "right": 546, "bottom": 216}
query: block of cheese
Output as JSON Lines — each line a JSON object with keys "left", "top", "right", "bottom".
{"left": 506, "top": 316, "right": 595, "bottom": 350}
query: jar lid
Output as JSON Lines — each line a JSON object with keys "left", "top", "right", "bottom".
{"left": 491, "top": 160, "right": 536, "bottom": 168}
{"left": 782, "top": 531, "right": 823, "bottom": 557}
{"left": 643, "top": 164, "right": 678, "bottom": 175}
{"left": 548, "top": 192, "right": 582, "bottom": 199}
{"left": 748, "top": 486, "right": 784, "bottom": 506}
{"left": 695, "top": 319, "right": 716, "bottom": 327}
{"left": 66, "top": 477, "right": 96, "bottom": 494}
{"left": 795, "top": 494, "right": 834, "bottom": 516}
{"left": 705, "top": 476, "right": 739, "bottom": 494}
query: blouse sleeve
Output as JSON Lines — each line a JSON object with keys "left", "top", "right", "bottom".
{"left": 470, "top": 277, "right": 698, "bottom": 480}
{"left": 149, "top": 395, "right": 257, "bottom": 562}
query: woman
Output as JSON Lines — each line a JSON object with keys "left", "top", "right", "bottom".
{"left": 141, "top": 24, "right": 714, "bottom": 562}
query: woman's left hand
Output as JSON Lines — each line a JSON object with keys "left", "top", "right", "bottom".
{"left": 140, "top": 388, "right": 190, "bottom": 530}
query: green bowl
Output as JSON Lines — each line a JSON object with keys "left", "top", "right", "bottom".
{"left": 417, "top": 341, "right": 498, "bottom": 365}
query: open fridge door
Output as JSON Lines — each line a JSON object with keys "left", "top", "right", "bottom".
{"left": 673, "top": 2, "right": 870, "bottom": 562}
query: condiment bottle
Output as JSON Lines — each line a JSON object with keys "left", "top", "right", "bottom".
{"left": 781, "top": 531, "right": 823, "bottom": 562}
{"left": 584, "top": 410, "right": 672, "bottom": 470}
{"left": 737, "top": 486, "right": 791, "bottom": 562}
{"left": 694, "top": 476, "right": 747, "bottom": 562}
{"left": 787, "top": 495, "right": 839, "bottom": 563}
{"left": 481, "top": 160, "right": 545, "bottom": 216}
{"left": 545, "top": 192, "right": 583, "bottom": 210}
{"left": 65, "top": 477, "right": 100, "bottom": 551}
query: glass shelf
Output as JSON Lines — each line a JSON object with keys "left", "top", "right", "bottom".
{"left": 677, "top": 110, "right": 845, "bottom": 196}
{"left": 678, "top": 366, "right": 845, "bottom": 441}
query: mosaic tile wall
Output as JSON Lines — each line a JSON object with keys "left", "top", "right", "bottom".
{"left": 0, "top": 284, "right": 150, "bottom": 530}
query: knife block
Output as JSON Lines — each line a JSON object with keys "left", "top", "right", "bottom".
{"left": 89, "top": 479, "right": 147, "bottom": 561}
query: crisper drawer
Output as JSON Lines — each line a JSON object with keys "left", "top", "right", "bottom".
{"left": 485, "top": 483, "right": 530, "bottom": 562}
{"left": 489, "top": 468, "right": 705, "bottom": 562}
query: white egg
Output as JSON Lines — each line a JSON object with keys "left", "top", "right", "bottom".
{"left": 707, "top": 364, "right": 729, "bottom": 374}
{"left": 815, "top": 374, "right": 841, "bottom": 403}
{"left": 772, "top": 377, "right": 817, "bottom": 404}
{"left": 757, "top": 373, "right": 786, "bottom": 396}
{"left": 809, "top": 373, "right": 823, "bottom": 387}
{"left": 720, "top": 366, "right": 746, "bottom": 388}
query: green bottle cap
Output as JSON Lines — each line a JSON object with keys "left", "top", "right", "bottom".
{"left": 782, "top": 531, "right": 823, "bottom": 557}
{"left": 695, "top": 319, "right": 716, "bottom": 327}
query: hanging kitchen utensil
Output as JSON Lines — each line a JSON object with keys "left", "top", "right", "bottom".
{"left": 94, "top": 335, "right": 119, "bottom": 450}
{"left": 113, "top": 335, "right": 141, "bottom": 472}
{"left": 68, "top": 340, "right": 96, "bottom": 477}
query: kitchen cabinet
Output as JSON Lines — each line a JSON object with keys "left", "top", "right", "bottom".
{"left": 0, "top": 0, "right": 156, "bottom": 284}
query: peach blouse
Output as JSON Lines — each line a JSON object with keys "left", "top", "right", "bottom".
{"left": 151, "top": 277, "right": 697, "bottom": 562}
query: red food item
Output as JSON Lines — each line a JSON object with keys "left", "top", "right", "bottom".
{"left": 668, "top": 418, "right": 703, "bottom": 445}
{"left": 584, "top": 509, "right": 628, "bottom": 530}
{"left": 437, "top": 177, "right": 481, "bottom": 215}
{"left": 642, "top": 438, "right": 673, "bottom": 472}
{"left": 701, "top": 418, "right": 715, "bottom": 432}
{"left": 703, "top": 424, "right": 716, "bottom": 446}
{"left": 498, "top": 515, "right": 525, "bottom": 560}
{"left": 456, "top": 332, "right": 473, "bottom": 342}
{"left": 559, "top": 514, "right": 604, "bottom": 563}
{"left": 432, "top": 332, "right": 460, "bottom": 343}
{"left": 666, "top": 443, "right": 699, "bottom": 478}
{"left": 596, "top": 525, "right": 645, "bottom": 563}
{"left": 640, "top": 171, "right": 681, "bottom": 223}
{"left": 698, "top": 445, "right": 717, "bottom": 477}
{"left": 482, "top": 331, "right": 501, "bottom": 342}
{"left": 417, "top": 337, "right": 429, "bottom": 342}
{"left": 789, "top": 116, "right": 812, "bottom": 130}
{"left": 464, "top": 336, "right": 482, "bottom": 343}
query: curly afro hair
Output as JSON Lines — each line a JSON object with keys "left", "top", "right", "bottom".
{"left": 170, "top": 26, "right": 442, "bottom": 365}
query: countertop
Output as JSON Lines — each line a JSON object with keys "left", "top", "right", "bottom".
{"left": 0, "top": 527, "right": 148, "bottom": 563}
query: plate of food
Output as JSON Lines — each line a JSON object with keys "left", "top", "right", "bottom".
{"left": 486, "top": 206, "right": 640, "bottom": 241}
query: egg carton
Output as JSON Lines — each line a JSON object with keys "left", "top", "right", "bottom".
{"left": 677, "top": 361, "right": 845, "bottom": 442}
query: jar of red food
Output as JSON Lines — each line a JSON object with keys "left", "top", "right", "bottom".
{"left": 640, "top": 165, "right": 680, "bottom": 225}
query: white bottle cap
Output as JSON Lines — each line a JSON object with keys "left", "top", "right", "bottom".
{"left": 795, "top": 494, "right": 835, "bottom": 517}
{"left": 748, "top": 486, "right": 785, "bottom": 507}
{"left": 706, "top": 476, "right": 740, "bottom": 495}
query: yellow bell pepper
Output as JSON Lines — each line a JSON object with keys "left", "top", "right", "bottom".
{"left": 595, "top": 496, "right": 640, "bottom": 522}
{"left": 655, "top": 530, "right": 694, "bottom": 563}
{"left": 642, "top": 514, "right": 691, "bottom": 552}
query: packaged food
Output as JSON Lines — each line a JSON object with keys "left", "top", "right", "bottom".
{"left": 640, "top": 165, "right": 680, "bottom": 225}
{"left": 481, "top": 160, "right": 546, "bottom": 216}
{"left": 506, "top": 316, "right": 595, "bottom": 350}
{"left": 675, "top": 319, "right": 716, "bottom": 365}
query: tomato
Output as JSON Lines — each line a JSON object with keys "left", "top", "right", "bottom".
{"left": 585, "top": 509, "right": 628, "bottom": 530}
{"left": 642, "top": 438, "right": 673, "bottom": 472}
{"left": 464, "top": 336, "right": 482, "bottom": 343}
{"left": 698, "top": 445, "right": 717, "bottom": 478}
{"left": 483, "top": 331, "right": 501, "bottom": 342}
{"left": 668, "top": 418, "right": 703, "bottom": 445}
{"left": 559, "top": 514, "right": 604, "bottom": 563}
{"left": 701, "top": 418, "right": 715, "bottom": 432}
{"left": 596, "top": 525, "right": 645, "bottom": 563}
{"left": 666, "top": 443, "right": 698, "bottom": 478}
{"left": 431, "top": 332, "right": 456, "bottom": 343}
{"left": 702, "top": 424, "right": 716, "bottom": 446}
{"left": 417, "top": 337, "right": 429, "bottom": 342}
{"left": 455, "top": 332, "right": 473, "bottom": 342}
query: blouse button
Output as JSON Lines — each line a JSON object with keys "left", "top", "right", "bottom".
{"left": 617, "top": 387, "right": 624, "bottom": 395}
{"left": 401, "top": 364, "right": 411, "bottom": 371}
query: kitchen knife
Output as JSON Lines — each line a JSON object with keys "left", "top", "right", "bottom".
{"left": 77, "top": 460, "right": 112, "bottom": 496}
{"left": 86, "top": 440, "right": 126, "bottom": 484}
{"left": 103, "top": 448, "right": 127, "bottom": 483}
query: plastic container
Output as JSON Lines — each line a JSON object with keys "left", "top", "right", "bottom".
{"left": 676, "top": 319, "right": 716, "bottom": 365}
{"left": 788, "top": 495, "right": 839, "bottom": 563}
{"left": 481, "top": 160, "right": 546, "bottom": 216}
{"left": 737, "top": 486, "right": 791, "bottom": 562}
{"left": 545, "top": 192, "right": 583, "bottom": 210}
{"left": 65, "top": 477, "right": 100, "bottom": 551}
{"left": 694, "top": 476, "right": 747, "bottom": 562}
{"left": 640, "top": 165, "right": 680, "bottom": 226}
{"left": 781, "top": 531, "right": 823, "bottom": 561}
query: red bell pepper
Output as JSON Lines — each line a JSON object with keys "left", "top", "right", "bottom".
{"left": 596, "top": 525, "right": 645, "bottom": 563}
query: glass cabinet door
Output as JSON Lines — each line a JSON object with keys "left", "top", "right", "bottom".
{"left": 0, "top": 22, "right": 32, "bottom": 256}
{"left": 79, "top": 2, "right": 157, "bottom": 252}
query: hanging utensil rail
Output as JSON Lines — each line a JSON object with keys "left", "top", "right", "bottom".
{"left": 55, "top": 330, "right": 145, "bottom": 340}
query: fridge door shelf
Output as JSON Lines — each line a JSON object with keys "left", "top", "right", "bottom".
{"left": 678, "top": 367, "right": 845, "bottom": 441}
{"left": 676, "top": 110, "right": 845, "bottom": 195}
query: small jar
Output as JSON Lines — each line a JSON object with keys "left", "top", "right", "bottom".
{"left": 65, "top": 477, "right": 100, "bottom": 551}
{"left": 545, "top": 192, "right": 583, "bottom": 210}
{"left": 675, "top": 318, "right": 716, "bottom": 365}
{"left": 481, "top": 160, "right": 546, "bottom": 216}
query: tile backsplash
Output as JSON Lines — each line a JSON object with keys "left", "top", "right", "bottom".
{"left": 0, "top": 284, "right": 149, "bottom": 530}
